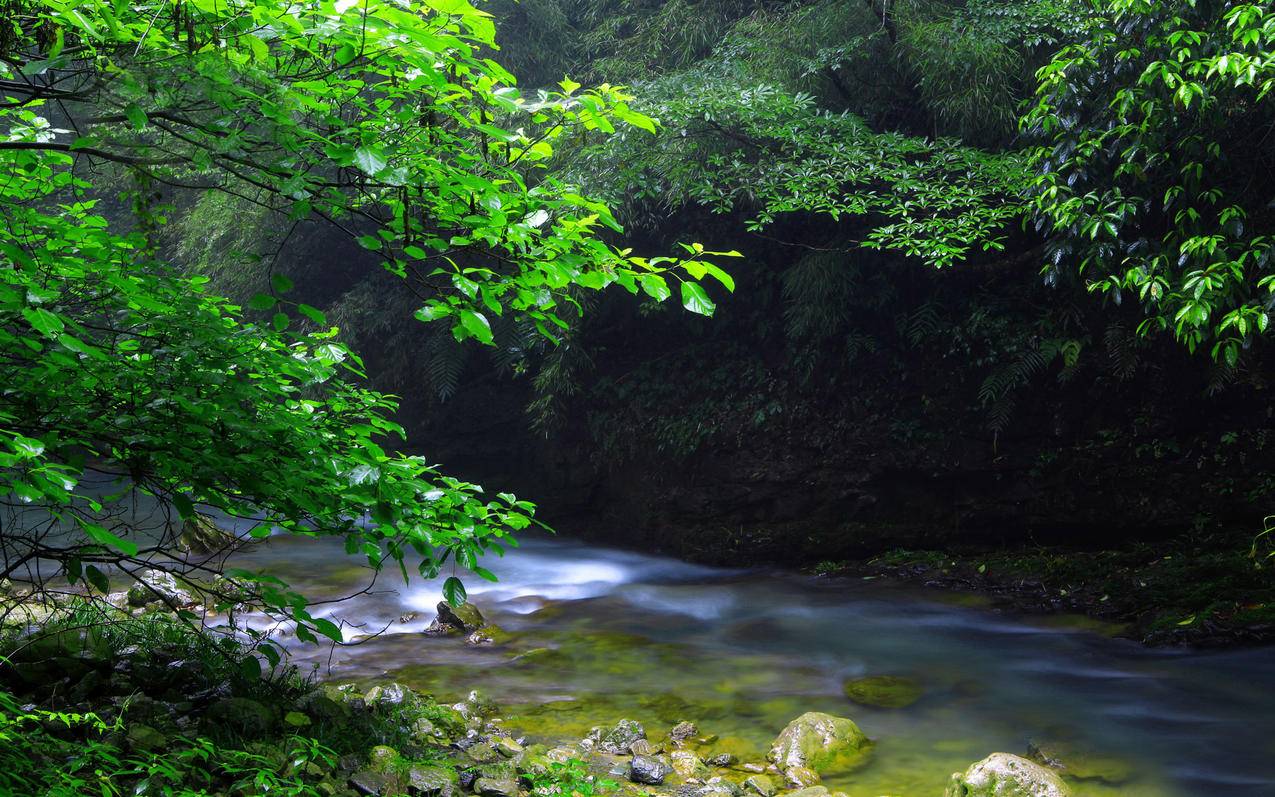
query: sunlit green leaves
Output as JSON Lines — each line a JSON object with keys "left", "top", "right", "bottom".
{"left": 1025, "top": 0, "right": 1275, "bottom": 360}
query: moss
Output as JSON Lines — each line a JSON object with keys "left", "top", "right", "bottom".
{"left": 841, "top": 676, "right": 923, "bottom": 709}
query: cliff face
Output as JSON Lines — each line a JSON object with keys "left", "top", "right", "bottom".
{"left": 411, "top": 244, "right": 1274, "bottom": 566}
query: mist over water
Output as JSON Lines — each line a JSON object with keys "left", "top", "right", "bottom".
{"left": 232, "top": 534, "right": 1275, "bottom": 797}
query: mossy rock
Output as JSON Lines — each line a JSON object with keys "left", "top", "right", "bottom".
{"left": 467, "top": 625, "right": 514, "bottom": 646}
{"left": 1027, "top": 739, "right": 1132, "bottom": 784}
{"left": 945, "top": 753, "right": 1071, "bottom": 797}
{"left": 203, "top": 697, "right": 276, "bottom": 740}
{"left": 768, "top": 712, "right": 871, "bottom": 775}
{"left": 841, "top": 675, "right": 923, "bottom": 709}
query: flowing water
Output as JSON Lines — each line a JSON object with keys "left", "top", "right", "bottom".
{"left": 225, "top": 533, "right": 1274, "bottom": 797}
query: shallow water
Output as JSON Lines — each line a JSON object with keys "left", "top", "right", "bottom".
{"left": 229, "top": 534, "right": 1275, "bottom": 797}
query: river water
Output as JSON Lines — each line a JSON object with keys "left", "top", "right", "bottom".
{"left": 229, "top": 533, "right": 1275, "bottom": 797}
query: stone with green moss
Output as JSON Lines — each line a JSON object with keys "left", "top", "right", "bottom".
{"left": 841, "top": 675, "right": 923, "bottom": 709}
{"left": 126, "top": 723, "right": 166, "bottom": 752}
{"left": 1026, "top": 740, "right": 1131, "bottom": 784}
{"left": 743, "top": 774, "right": 775, "bottom": 797}
{"left": 467, "top": 625, "right": 514, "bottom": 646}
{"left": 944, "top": 753, "right": 1070, "bottom": 797}
{"left": 768, "top": 713, "right": 870, "bottom": 774}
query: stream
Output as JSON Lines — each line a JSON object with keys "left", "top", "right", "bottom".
{"left": 226, "top": 533, "right": 1275, "bottom": 797}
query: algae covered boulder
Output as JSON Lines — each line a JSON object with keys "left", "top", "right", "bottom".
{"left": 841, "top": 675, "right": 923, "bottom": 709}
{"left": 429, "top": 600, "right": 486, "bottom": 634}
{"left": 768, "top": 712, "right": 871, "bottom": 774}
{"left": 629, "top": 754, "right": 673, "bottom": 785}
{"left": 598, "top": 718, "right": 647, "bottom": 754}
{"left": 945, "top": 753, "right": 1070, "bottom": 797}
{"left": 126, "top": 569, "right": 194, "bottom": 608}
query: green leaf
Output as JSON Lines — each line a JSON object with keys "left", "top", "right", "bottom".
{"left": 271, "top": 274, "right": 295, "bottom": 294}
{"left": 353, "top": 147, "right": 387, "bottom": 177}
{"left": 124, "top": 103, "right": 147, "bottom": 129}
{"left": 22, "top": 307, "right": 64, "bottom": 337}
{"left": 239, "top": 655, "right": 263, "bottom": 681}
{"left": 297, "top": 304, "right": 327, "bottom": 325}
{"left": 442, "top": 576, "right": 467, "bottom": 607}
{"left": 680, "top": 281, "right": 715, "bottom": 316}
{"left": 85, "top": 565, "right": 110, "bottom": 593}
{"left": 312, "top": 617, "right": 343, "bottom": 642}
{"left": 459, "top": 310, "right": 494, "bottom": 344}
{"left": 248, "top": 293, "right": 277, "bottom": 311}
{"left": 81, "top": 522, "right": 139, "bottom": 557}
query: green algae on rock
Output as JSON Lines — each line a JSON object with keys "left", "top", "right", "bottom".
{"left": 841, "top": 675, "right": 923, "bottom": 709}
{"left": 945, "top": 753, "right": 1071, "bottom": 797}
{"left": 768, "top": 712, "right": 871, "bottom": 775}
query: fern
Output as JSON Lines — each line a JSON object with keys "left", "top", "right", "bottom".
{"left": 979, "top": 337, "right": 1084, "bottom": 436}
{"left": 426, "top": 331, "right": 468, "bottom": 402}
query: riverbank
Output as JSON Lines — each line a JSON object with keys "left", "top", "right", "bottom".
{"left": 811, "top": 531, "right": 1275, "bottom": 647}
{"left": 0, "top": 606, "right": 1109, "bottom": 797}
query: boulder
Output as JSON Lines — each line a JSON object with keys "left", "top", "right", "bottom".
{"left": 630, "top": 755, "right": 674, "bottom": 785}
{"left": 365, "top": 682, "right": 417, "bottom": 710}
{"left": 1026, "top": 740, "right": 1131, "bottom": 784}
{"left": 467, "top": 743, "right": 501, "bottom": 764}
{"left": 178, "top": 514, "right": 234, "bottom": 555}
{"left": 786, "top": 788, "right": 829, "bottom": 797}
{"left": 782, "top": 767, "right": 820, "bottom": 789}
{"left": 429, "top": 600, "right": 486, "bottom": 634}
{"left": 742, "top": 774, "right": 775, "bottom": 797}
{"left": 474, "top": 772, "right": 519, "bottom": 797}
{"left": 408, "top": 765, "right": 457, "bottom": 797}
{"left": 494, "top": 737, "right": 524, "bottom": 758}
{"left": 350, "top": 770, "right": 396, "bottom": 796}
{"left": 841, "top": 675, "right": 923, "bottom": 709}
{"left": 945, "top": 753, "right": 1071, "bottom": 797}
{"left": 203, "top": 697, "right": 275, "bottom": 739}
{"left": 768, "top": 713, "right": 870, "bottom": 774}
{"left": 126, "top": 569, "right": 194, "bottom": 608}
{"left": 467, "top": 625, "right": 513, "bottom": 646}
{"left": 599, "top": 718, "right": 647, "bottom": 754}
{"left": 126, "top": 723, "right": 167, "bottom": 752}
{"left": 669, "top": 720, "right": 699, "bottom": 745}
{"left": 670, "top": 751, "right": 709, "bottom": 780}
{"left": 706, "top": 753, "right": 736, "bottom": 767}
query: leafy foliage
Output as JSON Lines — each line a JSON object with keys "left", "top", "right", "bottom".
{"left": 1026, "top": 0, "right": 1275, "bottom": 362}
{"left": 0, "top": 0, "right": 735, "bottom": 633}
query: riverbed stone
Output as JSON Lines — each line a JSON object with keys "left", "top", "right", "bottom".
{"left": 467, "top": 625, "right": 513, "bottom": 646}
{"left": 466, "top": 742, "right": 501, "bottom": 764}
{"left": 785, "top": 787, "right": 829, "bottom": 797}
{"left": 126, "top": 569, "right": 194, "bottom": 608}
{"left": 600, "top": 718, "right": 647, "bottom": 754}
{"left": 127, "top": 723, "right": 166, "bottom": 752}
{"left": 1026, "top": 740, "right": 1131, "bottom": 784}
{"left": 670, "top": 751, "right": 709, "bottom": 780}
{"left": 350, "top": 770, "right": 397, "bottom": 796}
{"left": 474, "top": 772, "right": 519, "bottom": 797}
{"left": 366, "top": 682, "right": 416, "bottom": 710}
{"left": 630, "top": 755, "right": 674, "bottom": 785}
{"left": 945, "top": 753, "right": 1071, "bottom": 797}
{"left": 782, "top": 767, "right": 820, "bottom": 789}
{"left": 408, "top": 764, "right": 457, "bottom": 797}
{"left": 203, "top": 696, "right": 275, "bottom": 738}
{"left": 494, "top": 736, "right": 525, "bottom": 758}
{"left": 742, "top": 774, "right": 775, "bottom": 797}
{"left": 841, "top": 675, "right": 923, "bottom": 709}
{"left": 768, "top": 713, "right": 870, "bottom": 774}
{"left": 178, "top": 514, "right": 234, "bottom": 555}
{"left": 669, "top": 721, "right": 699, "bottom": 746}
{"left": 430, "top": 600, "right": 486, "bottom": 634}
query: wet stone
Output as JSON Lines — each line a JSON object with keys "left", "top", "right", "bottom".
{"left": 669, "top": 721, "right": 699, "bottom": 745}
{"left": 743, "top": 775, "right": 775, "bottom": 797}
{"left": 600, "top": 718, "right": 646, "bottom": 754}
{"left": 841, "top": 675, "right": 923, "bottom": 709}
{"left": 408, "top": 765, "right": 456, "bottom": 797}
{"left": 630, "top": 755, "right": 674, "bottom": 785}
